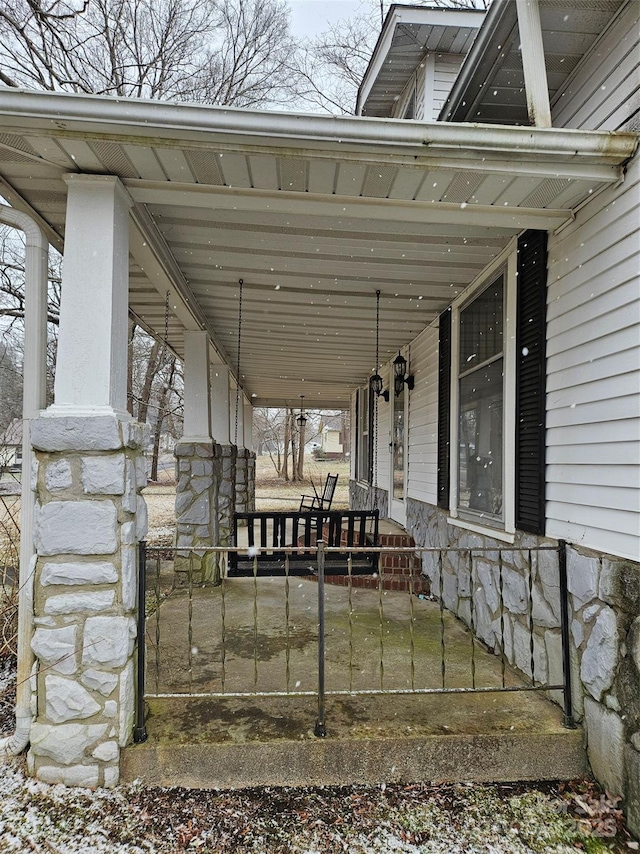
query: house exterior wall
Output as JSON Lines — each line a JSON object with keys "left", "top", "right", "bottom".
{"left": 350, "top": 10, "right": 639, "bottom": 826}
{"left": 391, "top": 53, "right": 467, "bottom": 122}
{"left": 406, "top": 324, "right": 439, "bottom": 506}
{"left": 545, "top": 152, "right": 640, "bottom": 561}
{"left": 544, "top": 0, "right": 640, "bottom": 562}
{"left": 433, "top": 54, "right": 465, "bottom": 119}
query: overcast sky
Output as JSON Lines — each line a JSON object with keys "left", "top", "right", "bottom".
{"left": 288, "top": 0, "right": 368, "bottom": 38}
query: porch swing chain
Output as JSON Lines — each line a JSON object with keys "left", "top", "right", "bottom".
{"left": 234, "top": 278, "right": 244, "bottom": 445}
{"left": 373, "top": 290, "right": 380, "bottom": 512}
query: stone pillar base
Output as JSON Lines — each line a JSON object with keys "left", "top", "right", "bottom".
{"left": 28, "top": 415, "right": 148, "bottom": 788}
{"left": 235, "top": 448, "right": 256, "bottom": 514}
{"left": 215, "top": 444, "right": 236, "bottom": 543}
{"left": 174, "top": 441, "right": 220, "bottom": 585}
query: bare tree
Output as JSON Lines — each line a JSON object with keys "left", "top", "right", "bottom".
{"left": 0, "top": 0, "right": 298, "bottom": 106}
{"left": 295, "top": 0, "right": 491, "bottom": 115}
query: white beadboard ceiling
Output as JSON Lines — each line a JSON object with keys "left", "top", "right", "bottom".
{"left": 0, "top": 90, "right": 635, "bottom": 407}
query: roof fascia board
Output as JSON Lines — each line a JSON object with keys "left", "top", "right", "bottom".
{"left": 0, "top": 90, "right": 634, "bottom": 164}
{"left": 357, "top": 5, "right": 484, "bottom": 116}
{"left": 440, "top": 0, "right": 518, "bottom": 123}
{"left": 128, "top": 203, "right": 231, "bottom": 370}
{"left": 356, "top": 5, "right": 400, "bottom": 116}
{"left": 125, "top": 180, "right": 573, "bottom": 231}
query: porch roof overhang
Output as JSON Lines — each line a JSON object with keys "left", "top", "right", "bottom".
{"left": 0, "top": 89, "right": 636, "bottom": 409}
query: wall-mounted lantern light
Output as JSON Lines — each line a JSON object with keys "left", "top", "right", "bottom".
{"left": 393, "top": 351, "right": 414, "bottom": 396}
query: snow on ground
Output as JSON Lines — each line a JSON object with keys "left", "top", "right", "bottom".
{"left": 0, "top": 748, "right": 634, "bottom": 853}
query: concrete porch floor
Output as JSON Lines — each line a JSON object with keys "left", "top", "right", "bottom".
{"left": 122, "top": 575, "right": 588, "bottom": 789}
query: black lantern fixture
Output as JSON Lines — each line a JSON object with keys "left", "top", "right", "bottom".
{"left": 369, "top": 290, "right": 389, "bottom": 402}
{"left": 296, "top": 394, "right": 307, "bottom": 426}
{"left": 393, "top": 351, "right": 414, "bottom": 396}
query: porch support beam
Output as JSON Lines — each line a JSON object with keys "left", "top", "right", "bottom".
{"left": 128, "top": 204, "right": 232, "bottom": 369}
{"left": 52, "top": 175, "right": 130, "bottom": 415}
{"left": 182, "top": 331, "right": 212, "bottom": 442}
{"left": 515, "top": 0, "right": 552, "bottom": 128}
{"left": 211, "top": 365, "right": 231, "bottom": 445}
{"left": 126, "top": 183, "right": 573, "bottom": 231}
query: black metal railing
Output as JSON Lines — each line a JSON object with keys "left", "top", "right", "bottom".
{"left": 134, "top": 540, "right": 575, "bottom": 740}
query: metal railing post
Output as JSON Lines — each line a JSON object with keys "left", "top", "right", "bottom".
{"left": 314, "top": 540, "right": 327, "bottom": 737}
{"left": 133, "top": 539, "right": 148, "bottom": 744}
{"left": 558, "top": 539, "right": 576, "bottom": 728}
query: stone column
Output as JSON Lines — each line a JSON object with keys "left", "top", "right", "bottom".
{"left": 174, "top": 440, "right": 220, "bottom": 584}
{"left": 214, "top": 444, "right": 236, "bottom": 547}
{"left": 235, "top": 448, "right": 256, "bottom": 514}
{"left": 174, "top": 332, "right": 219, "bottom": 582}
{"left": 28, "top": 416, "right": 148, "bottom": 788}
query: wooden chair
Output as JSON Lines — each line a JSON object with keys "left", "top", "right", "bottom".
{"left": 299, "top": 473, "right": 338, "bottom": 512}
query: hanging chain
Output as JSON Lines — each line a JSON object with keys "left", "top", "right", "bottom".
{"left": 372, "top": 290, "right": 380, "bottom": 509}
{"left": 234, "top": 278, "right": 244, "bottom": 445}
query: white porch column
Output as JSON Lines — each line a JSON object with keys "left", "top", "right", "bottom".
{"left": 53, "top": 175, "right": 131, "bottom": 415}
{"left": 515, "top": 0, "right": 552, "bottom": 128}
{"left": 243, "top": 401, "right": 254, "bottom": 452}
{"left": 28, "top": 175, "right": 149, "bottom": 788}
{"left": 182, "top": 331, "right": 211, "bottom": 442}
{"left": 210, "top": 365, "right": 231, "bottom": 444}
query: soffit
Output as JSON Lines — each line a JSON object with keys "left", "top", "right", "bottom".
{"left": 442, "top": 0, "right": 628, "bottom": 124}
{"left": 0, "top": 92, "right": 634, "bottom": 407}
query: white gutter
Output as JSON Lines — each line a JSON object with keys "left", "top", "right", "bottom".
{"left": 0, "top": 88, "right": 636, "bottom": 163}
{"left": 0, "top": 204, "right": 48, "bottom": 758}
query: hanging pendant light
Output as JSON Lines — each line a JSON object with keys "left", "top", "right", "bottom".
{"left": 296, "top": 394, "right": 307, "bottom": 426}
{"left": 370, "top": 290, "right": 389, "bottom": 402}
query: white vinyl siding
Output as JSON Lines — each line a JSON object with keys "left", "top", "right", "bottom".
{"left": 374, "top": 369, "right": 391, "bottom": 490}
{"left": 545, "top": 151, "right": 640, "bottom": 561}
{"left": 433, "top": 54, "right": 465, "bottom": 120}
{"left": 551, "top": 1, "right": 639, "bottom": 132}
{"left": 407, "top": 325, "right": 439, "bottom": 505}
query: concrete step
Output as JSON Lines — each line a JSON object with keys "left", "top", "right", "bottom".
{"left": 122, "top": 693, "right": 588, "bottom": 790}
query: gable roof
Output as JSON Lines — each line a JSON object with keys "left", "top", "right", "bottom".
{"left": 357, "top": 4, "right": 484, "bottom": 117}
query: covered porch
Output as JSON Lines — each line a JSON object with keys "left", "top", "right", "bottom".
{"left": 0, "top": 87, "right": 636, "bottom": 786}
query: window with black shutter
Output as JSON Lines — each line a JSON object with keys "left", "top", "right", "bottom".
{"left": 515, "top": 230, "right": 548, "bottom": 534}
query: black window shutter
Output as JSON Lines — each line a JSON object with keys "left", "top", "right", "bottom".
{"left": 437, "top": 308, "right": 452, "bottom": 509}
{"left": 515, "top": 230, "right": 548, "bottom": 534}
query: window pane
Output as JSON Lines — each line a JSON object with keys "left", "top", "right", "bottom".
{"left": 458, "top": 358, "right": 503, "bottom": 518}
{"left": 460, "top": 275, "right": 503, "bottom": 370}
{"left": 357, "top": 386, "right": 371, "bottom": 483}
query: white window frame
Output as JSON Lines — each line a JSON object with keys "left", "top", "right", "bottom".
{"left": 356, "top": 384, "right": 373, "bottom": 484}
{"left": 448, "top": 240, "right": 517, "bottom": 543}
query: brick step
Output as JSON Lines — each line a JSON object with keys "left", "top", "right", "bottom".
{"left": 322, "top": 572, "right": 430, "bottom": 594}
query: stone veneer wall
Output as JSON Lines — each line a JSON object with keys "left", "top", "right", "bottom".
{"left": 349, "top": 481, "right": 388, "bottom": 519}
{"left": 28, "top": 415, "right": 148, "bottom": 788}
{"left": 174, "top": 441, "right": 220, "bottom": 584}
{"left": 386, "top": 487, "right": 640, "bottom": 836}
{"left": 235, "top": 448, "right": 256, "bottom": 514}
